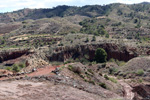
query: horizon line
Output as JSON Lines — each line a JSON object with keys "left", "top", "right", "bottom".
{"left": 0, "top": 1, "right": 149, "bottom": 13}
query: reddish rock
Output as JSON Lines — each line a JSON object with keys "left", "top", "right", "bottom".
{"left": 49, "top": 43, "right": 138, "bottom": 62}
{"left": 0, "top": 49, "right": 31, "bottom": 63}
{"left": 147, "top": 50, "right": 150, "bottom": 55}
{"left": 133, "top": 84, "right": 150, "bottom": 100}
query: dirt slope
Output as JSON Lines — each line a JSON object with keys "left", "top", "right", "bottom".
{"left": 0, "top": 80, "right": 114, "bottom": 100}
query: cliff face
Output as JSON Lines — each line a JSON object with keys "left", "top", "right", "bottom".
{"left": 0, "top": 49, "right": 31, "bottom": 63}
{"left": 49, "top": 43, "right": 138, "bottom": 62}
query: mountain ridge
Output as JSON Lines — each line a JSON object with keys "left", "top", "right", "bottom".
{"left": 1, "top": 2, "right": 150, "bottom": 23}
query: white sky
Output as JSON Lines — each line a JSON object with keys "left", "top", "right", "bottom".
{"left": 0, "top": 0, "right": 150, "bottom": 13}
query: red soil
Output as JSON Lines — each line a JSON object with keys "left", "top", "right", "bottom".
{"left": 0, "top": 65, "right": 61, "bottom": 81}
{"left": 27, "top": 65, "right": 60, "bottom": 77}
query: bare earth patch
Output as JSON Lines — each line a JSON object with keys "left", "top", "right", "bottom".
{"left": 0, "top": 80, "right": 103, "bottom": 100}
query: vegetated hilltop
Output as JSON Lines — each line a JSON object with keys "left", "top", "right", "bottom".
{"left": 1, "top": 3, "right": 150, "bottom": 41}
{"left": 1, "top": 2, "right": 150, "bottom": 23}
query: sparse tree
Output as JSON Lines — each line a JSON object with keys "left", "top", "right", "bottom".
{"left": 95, "top": 48, "right": 107, "bottom": 63}
{"left": 92, "top": 35, "right": 96, "bottom": 41}
{"left": 85, "top": 37, "right": 89, "bottom": 42}
{"left": 105, "top": 33, "right": 109, "bottom": 38}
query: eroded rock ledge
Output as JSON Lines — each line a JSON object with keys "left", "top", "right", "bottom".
{"left": 0, "top": 49, "right": 33, "bottom": 63}
{"left": 49, "top": 43, "right": 138, "bottom": 62}
{"left": 133, "top": 84, "right": 150, "bottom": 100}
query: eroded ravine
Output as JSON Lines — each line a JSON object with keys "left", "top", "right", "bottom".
{"left": 119, "top": 80, "right": 135, "bottom": 100}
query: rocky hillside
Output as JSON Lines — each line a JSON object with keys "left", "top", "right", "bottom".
{"left": 1, "top": 2, "right": 150, "bottom": 23}
{"left": 0, "top": 2, "right": 150, "bottom": 100}
{"left": 1, "top": 3, "right": 150, "bottom": 43}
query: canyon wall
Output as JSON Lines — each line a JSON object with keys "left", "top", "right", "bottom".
{"left": 0, "top": 49, "right": 31, "bottom": 63}
{"left": 49, "top": 43, "right": 138, "bottom": 62}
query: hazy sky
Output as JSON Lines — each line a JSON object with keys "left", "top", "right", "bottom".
{"left": 0, "top": 0, "right": 150, "bottom": 13}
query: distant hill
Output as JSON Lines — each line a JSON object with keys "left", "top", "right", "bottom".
{"left": 0, "top": 2, "right": 150, "bottom": 23}
{"left": 1, "top": 2, "right": 150, "bottom": 40}
{"left": 140, "top": 2, "right": 150, "bottom": 4}
{"left": 0, "top": 5, "right": 111, "bottom": 23}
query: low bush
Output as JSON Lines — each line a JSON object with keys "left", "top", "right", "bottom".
{"left": 116, "top": 60, "right": 126, "bottom": 66}
{"left": 99, "top": 82, "right": 107, "bottom": 89}
{"left": 68, "top": 65, "right": 73, "bottom": 70}
{"left": 136, "top": 69, "right": 144, "bottom": 76}
{"left": 104, "top": 74, "right": 109, "bottom": 80}
{"left": 51, "top": 61, "right": 63, "bottom": 66}
{"left": 109, "top": 67, "right": 118, "bottom": 74}
{"left": 88, "top": 80, "right": 95, "bottom": 85}
{"left": 12, "top": 64, "right": 20, "bottom": 72}
{"left": 87, "top": 69, "right": 94, "bottom": 74}
{"left": 6, "top": 67, "right": 12, "bottom": 71}
{"left": 6, "top": 62, "right": 26, "bottom": 72}
{"left": 109, "top": 58, "right": 126, "bottom": 66}
{"left": 108, "top": 77, "right": 117, "bottom": 83}
{"left": 104, "top": 74, "right": 117, "bottom": 83}
{"left": 138, "top": 78, "right": 143, "bottom": 83}
{"left": 80, "top": 58, "right": 89, "bottom": 65}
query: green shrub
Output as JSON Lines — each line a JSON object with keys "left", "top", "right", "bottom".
{"left": 109, "top": 67, "right": 118, "bottom": 74}
{"left": 84, "top": 79, "right": 88, "bottom": 82}
{"left": 84, "top": 54, "right": 89, "bottom": 59}
{"left": 64, "top": 61, "right": 71, "bottom": 64}
{"left": 99, "top": 82, "right": 107, "bottom": 89}
{"left": 105, "top": 33, "right": 109, "bottom": 38}
{"left": 80, "top": 58, "right": 89, "bottom": 64}
{"left": 95, "top": 48, "right": 107, "bottom": 63}
{"left": 108, "top": 77, "right": 117, "bottom": 83}
{"left": 138, "top": 78, "right": 143, "bottom": 83}
{"left": 51, "top": 61, "right": 63, "bottom": 66}
{"left": 88, "top": 80, "right": 95, "bottom": 85}
{"left": 59, "top": 66, "right": 65, "bottom": 70}
{"left": 58, "top": 43, "right": 63, "bottom": 46}
{"left": 80, "top": 74, "right": 85, "bottom": 78}
{"left": 75, "top": 58, "right": 80, "bottom": 62}
{"left": 99, "top": 73, "right": 102, "bottom": 76}
{"left": 109, "top": 58, "right": 126, "bottom": 66}
{"left": 71, "top": 31, "right": 76, "bottom": 33}
{"left": 104, "top": 74, "right": 117, "bottom": 83}
{"left": 104, "top": 74, "right": 109, "bottom": 80}
{"left": 6, "top": 67, "right": 12, "bottom": 71}
{"left": 18, "top": 63, "right": 26, "bottom": 68}
{"left": 116, "top": 60, "right": 126, "bottom": 66}
{"left": 92, "top": 61, "right": 97, "bottom": 65}
{"left": 6, "top": 62, "right": 26, "bottom": 72}
{"left": 85, "top": 37, "right": 89, "bottom": 42}
{"left": 12, "top": 64, "right": 20, "bottom": 72}
{"left": 109, "top": 58, "right": 115, "bottom": 62}
{"left": 87, "top": 69, "right": 94, "bottom": 74}
{"left": 136, "top": 69, "right": 144, "bottom": 76}
{"left": 92, "top": 35, "right": 96, "bottom": 41}
{"left": 88, "top": 63, "right": 92, "bottom": 66}
{"left": 68, "top": 65, "right": 73, "bottom": 70}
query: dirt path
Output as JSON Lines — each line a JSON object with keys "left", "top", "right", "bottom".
{"left": 119, "top": 80, "right": 135, "bottom": 100}
{"left": 106, "top": 74, "right": 135, "bottom": 100}
{"left": 0, "top": 65, "right": 61, "bottom": 81}
{"left": 27, "top": 65, "right": 59, "bottom": 77}
{"left": 0, "top": 63, "right": 73, "bottom": 81}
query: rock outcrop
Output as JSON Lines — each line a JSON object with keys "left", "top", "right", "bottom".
{"left": 0, "top": 49, "right": 32, "bottom": 63}
{"left": 133, "top": 84, "right": 150, "bottom": 100}
{"left": 49, "top": 43, "right": 138, "bottom": 62}
{"left": 121, "top": 56, "right": 150, "bottom": 73}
